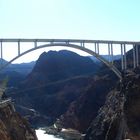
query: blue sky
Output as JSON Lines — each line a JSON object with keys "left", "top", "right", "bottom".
{"left": 0, "top": 0, "right": 140, "bottom": 62}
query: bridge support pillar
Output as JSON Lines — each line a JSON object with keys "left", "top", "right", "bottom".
{"left": 124, "top": 44, "right": 127, "bottom": 69}
{"left": 108, "top": 43, "right": 111, "bottom": 62}
{"left": 121, "top": 44, "right": 124, "bottom": 70}
{"left": 0, "top": 41, "right": 3, "bottom": 69}
{"left": 136, "top": 45, "right": 139, "bottom": 67}
{"left": 121, "top": 44, "right": 127, "bottom": 70}
{"left": 18, "top": 41, "right": 20, "bottom": 56}
{"left": 0, "top": 41, "right": 2, "bottom": 60}
{"left": 81, "top": 42, "right": 85, "bottom": 47}
{"left": 133, "top": 44, "right": 136, "bottom": 68}
{"left": 95, "top": 43, "right": 97, "bottom": 53}
{"left": 95, "top": 43, "right": 99, "bottom": 54}
{"left": 110, "top": 43, "right": 113, "bottom": 64}
{"left": 34, "top": 41, "right": 37, "bottom": 48}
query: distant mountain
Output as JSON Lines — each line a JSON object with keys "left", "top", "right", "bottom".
{"left": 89, "top": 55, "right": 121, "bottom": 62}
{"left": 22, "top": 50, "right": 100, "bottom": 87}
{"left": 5, "top": 61, "right": 36, "bottom": 75}
{"left": 0, "top": 59, "right": 35, "bottom": 87}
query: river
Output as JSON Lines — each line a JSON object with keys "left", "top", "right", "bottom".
{"left": 36, "top": 129, "right": 64, "bottom": 140}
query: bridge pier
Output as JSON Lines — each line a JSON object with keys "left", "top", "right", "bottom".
{"left": 107, "top": 43, "right": 113, "bottom": 64}
{"left": 136, "top": 45, "right": 139, "bottom": 67}
{"left": 121, "top": 44, "right": 125, "bottom": 70}
{"left": 133, "top": 44, "right": 136, "bottom": 68}
{"left": 0, "top": 41, "right": 3, "bottom": 68}
{"left": 124, "top": 44, "right": 127, "bottom": 70}
{"left": 34, "top": 40, "right": 37, "bottom": 48}
{"left": 18, "top": 41, "right": 20, "bottom": 56}
{"left": 0, "top": 41, "right": 3, "bottom": 60}
{"left": 120, "top": 44, "right": 128, "bottom": 70}
{"left": 108, "top": 43, "right": 111, "bottom": 62}
{"left": 110, "top": 43, "right": 113, "bottom": 64}
{"left": 95, "top": 43, "right": 97, "bottom": 53}
{"left": 81, "top": 42, "right": 85, "bottom": 47}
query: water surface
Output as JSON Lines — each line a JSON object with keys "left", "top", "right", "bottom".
{"left": 36, "top": 129, "right": 63, "bottom": 140}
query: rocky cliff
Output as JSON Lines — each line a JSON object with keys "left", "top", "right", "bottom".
{"left": 85, "top": 69, "right": 140, "bottom": 140}
{"left": 57, "top": 75, "right": 116, "bottom": 132}
{"left": 0, "top": 99, "right": 37, "bottom": 140}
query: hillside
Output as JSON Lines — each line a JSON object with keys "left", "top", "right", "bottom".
{"left": 7, "top": 50, "right": 100, "bottom": 127}
{"left": 0, "top": 98, "right": 37, "bottom": 140}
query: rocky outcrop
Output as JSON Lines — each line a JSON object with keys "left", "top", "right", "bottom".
{"left": 85, "top": 69, "right": 140, "bottom": 140}
{"left": 0, "top": 99, "right": 37, "bottom": 140}
{"left": 57, "top": 75, "right": 116, "bottom": 133}
{"left": 123, "top": 70, "right": 140, "bottom": 139}
{"left": 84, "top": 86, "right": 124, "bottom": 140}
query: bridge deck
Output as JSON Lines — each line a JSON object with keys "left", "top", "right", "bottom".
{"left": 0, "top": 39, "right": 140, "bottom": 45}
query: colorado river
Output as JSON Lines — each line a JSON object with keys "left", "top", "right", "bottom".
{"left": 36, "top": 129, "right": 64, "bottom": 140}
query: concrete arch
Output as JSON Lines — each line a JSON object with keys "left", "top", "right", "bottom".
{"left": 0, "top": 43, "right": 122, "bottom": 79}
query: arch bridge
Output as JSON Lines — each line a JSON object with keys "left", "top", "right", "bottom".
{"left": 0, "top": 38, "right": 140, "bottom": 80}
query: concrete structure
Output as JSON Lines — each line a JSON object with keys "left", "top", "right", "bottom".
{"left": 0, "top": 39, "right": 140, "bottom": 80}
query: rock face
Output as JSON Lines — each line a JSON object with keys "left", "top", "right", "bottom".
{"left": 57, "top": 75, "right": 116, "bottom": 132}
{"left": 84, "top": 85, "right": 124, "bottom": 140}
{"left": 85, "top": 69, "right": 140, "bottom": 140}
{"left": 123, "top": 70, "right": 140, "bottom": 139}
{"left": 0, "top": 100, "right": 37, "bottom": 140}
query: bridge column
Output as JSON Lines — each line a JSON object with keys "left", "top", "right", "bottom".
{"left": 124, "top": 44, "right": 127, "bottom": 69}
{"left": 133, "top": 44, "right": 136, "bottom": 68}
{"left": 0, "top": 41, "right": 3, "bottom": 68}
{"left": 136, "top": 44, "right": 139, "bottom": 67}
{"left": 97, "top": 43, "right": 100, "bottom": 54}
{"left": 0, "top": 41, "right": 2, "bottom": 60}
{"left": 95, "top": 43, "right": 97, "bottom": 53}
{"left": 50, "top": 40, "right": 54, "bottom": 44}
{"left": 34, "top": 40, "right": 37, "bottom": 48}
{"left": 81, "top": 42, "right": 85, "bottom": 47}
{"left": 66, "top": 41, "right": 69, "bottom": 45}
{"left": 110, "top": 43, "right": 113, "bottom": 64}
{"left": 121, "top": 44, "right": 124, "bottom": 70}
{"left": 94, "top": 43, "right": 99, "bottom": 54}
{"left": 108, "top": 43, "right": 111, "bottom": 62}
{"left": 108, "top": 43, "right": 114, "bottom": 64}
{"left": 18, "top": 41, "right": 20, "bottom": 56}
